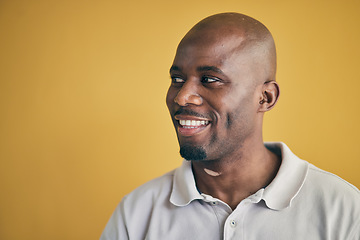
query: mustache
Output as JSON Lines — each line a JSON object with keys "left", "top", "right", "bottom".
{"left": 174, "top": 108, "right": 209, "bottom": 119}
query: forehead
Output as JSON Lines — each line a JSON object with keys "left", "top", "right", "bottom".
{"left": 172, "top": 32, "right": 253, "bottom": 73}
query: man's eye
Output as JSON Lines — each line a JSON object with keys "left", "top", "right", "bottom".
{"left": 202, "top": 76, "right": 219, "bottom": 83}
{"left": 172, "top": 77, "right": 184, "bottom": 83}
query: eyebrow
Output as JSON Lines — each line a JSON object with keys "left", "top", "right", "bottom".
{"left": 169, "top": 65, "right": 181, "bottom": 74}
{"left": 169, "top": 65, "right": 224, "bottom": 75}
{"left": 196, "top": 66, "right": 224, "bottom": 75}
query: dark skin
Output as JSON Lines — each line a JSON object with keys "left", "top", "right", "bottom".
{"left": 166, "top": 13, "right": 281, "bottom": 210}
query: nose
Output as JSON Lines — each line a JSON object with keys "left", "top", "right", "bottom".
{"left": 174, "top": 81, "right": 203, "bottom": 106}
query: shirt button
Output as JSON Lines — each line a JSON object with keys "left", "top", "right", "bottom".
{"left": 230, "top": 220, "right": 237, "bottom": 228}
{"left": 211, "top": 201, "right": 217, "bottom": 205}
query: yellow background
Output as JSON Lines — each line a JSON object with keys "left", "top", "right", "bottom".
{"left": 1, "top": 0, "right": 359, "bottom": 239}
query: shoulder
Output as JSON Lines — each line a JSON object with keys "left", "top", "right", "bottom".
{"left": 301, "top": 164, "right": 360, "bottom": 220}
{"left": 122, "top": 169, "right": 175, "bottom": 205}
{"left": 124, "top": 170, "right": 175, "bottom": 199}
{"left": 100, "top": 170, "right": 177, "bottom": 240}
{"left": 306, "top": 164, "right": 359, "bottom": 197}
{"left": 304, "top": 165, "right": 360, "bottom": 238}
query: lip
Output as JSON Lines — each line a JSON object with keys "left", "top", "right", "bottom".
{"left": 178, "top": 124, "right": 210, "bottom": 136}
{"left": 174, "top": 115, "right": 210, "bottom": 121}
{"left": 174, "top": 114, "right": 211, "bottom": 137}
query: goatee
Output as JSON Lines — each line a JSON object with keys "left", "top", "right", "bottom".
{"left": 180, "top": 145, "right": 207, "bottom": 161}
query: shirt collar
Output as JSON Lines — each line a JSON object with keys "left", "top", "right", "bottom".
{"left": 262, "top": 142, "right": 309, "bottom": 210}
{"left": 170, "top": 142, "right": 309, "bottom": 210}
{"left": 170, "top": 160, "right": 203, "bottom": 206}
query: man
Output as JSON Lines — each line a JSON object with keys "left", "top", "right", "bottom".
{"left": 101, "top": 13, "right": 360, "bottom": 239}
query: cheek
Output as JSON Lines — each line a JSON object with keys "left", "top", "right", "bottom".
{"left": 221, "top": 92, "right": 258, "bottom": 131}
{"left": 166, "top": 87, "right": 176, "bottom": 110}
{"left": 225, "top": 113, "right": 233, "bottom": 129}
{"left": 223, "top": 107, "right": 254, "bottom": 143}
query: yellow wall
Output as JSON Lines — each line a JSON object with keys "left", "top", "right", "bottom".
{"left": 1, "top": 0, "right": 359, "bottom": 239}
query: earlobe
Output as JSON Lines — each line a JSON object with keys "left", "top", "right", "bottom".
{"left": 258, "top": 81, "right": 280, "bottom": 112}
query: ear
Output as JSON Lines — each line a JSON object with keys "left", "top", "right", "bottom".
{"left": 258, "top": 80, "right": 280, "bottom": 112}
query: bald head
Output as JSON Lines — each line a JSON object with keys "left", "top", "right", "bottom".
{"left": 167, "top": 13, "right": 280, "bottom": 162}
{"left": 178, "top": 12, "right": 277, "bottom": 82}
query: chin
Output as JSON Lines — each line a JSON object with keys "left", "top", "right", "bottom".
{"left": 179, "top": 145, "right": 207, "bottom": 161}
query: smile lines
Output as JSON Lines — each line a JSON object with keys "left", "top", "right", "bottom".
{"left": 179, "top": 120, "right": 209, "bottom": 128}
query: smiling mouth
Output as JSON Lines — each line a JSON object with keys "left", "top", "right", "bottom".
{"left": 176, "top": 118, "right": 211, "bottom": 137}
{"left": 178, "top": 119, "right": 210, "bottom": 128}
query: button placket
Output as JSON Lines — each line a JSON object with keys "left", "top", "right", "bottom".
{"left": 223, "top": 201, "right": 253, "bottom": 239}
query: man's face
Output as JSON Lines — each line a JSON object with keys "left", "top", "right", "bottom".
{"left": 166, "top": 33, "right": 263, "bottom": 162}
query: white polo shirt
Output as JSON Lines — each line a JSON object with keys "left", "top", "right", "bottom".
{"left": 100, "top": 142, "right": 360, "bottom": 240}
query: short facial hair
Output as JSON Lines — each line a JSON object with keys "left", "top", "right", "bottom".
{"left": 180, "top": 145, "right": 207, "bottom": 161}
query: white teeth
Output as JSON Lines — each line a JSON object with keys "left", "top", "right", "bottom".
{"left": 179, "top": 119, "right": 209, "bottom": 127}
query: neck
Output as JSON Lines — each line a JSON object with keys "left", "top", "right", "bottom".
{"left": 192, "top": 141, "right": 281, "bottom": 210}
